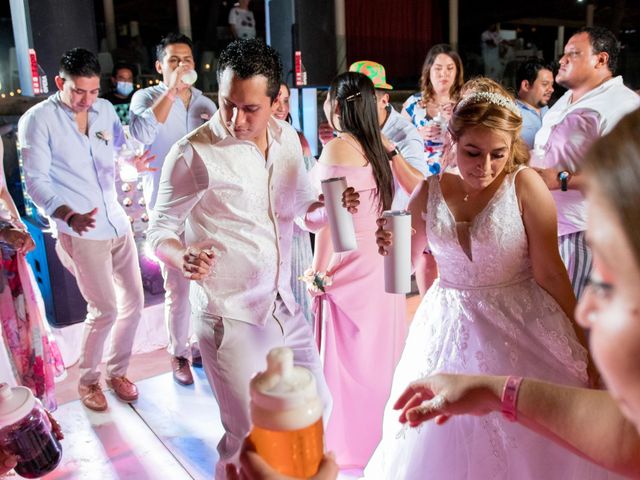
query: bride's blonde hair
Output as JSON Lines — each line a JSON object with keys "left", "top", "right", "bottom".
{"left": 445, "top": 77, "right": 530, "bottom": 173}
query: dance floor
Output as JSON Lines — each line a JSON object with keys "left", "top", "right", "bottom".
{"left": 41, "top": 368, "right": 219, "bottom": 480}
{"left": 34, "top": 294, "right": 421, "bottom": 478}
{"left": 41, "top": 368, "right": 362, "bottom": 480}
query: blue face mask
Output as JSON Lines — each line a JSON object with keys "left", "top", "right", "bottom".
{"left": 116, "top": 81, "right": 134, "bottom": 97}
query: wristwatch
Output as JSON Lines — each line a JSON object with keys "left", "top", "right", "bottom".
{"left": 387, "top": 146, "right": 400, "bottom": 160}
{"left": 558, "top": 171, "right": 570, "bottom": 191}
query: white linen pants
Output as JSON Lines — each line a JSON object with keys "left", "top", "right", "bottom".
{"left": 194, "top": 297, "right": 332, "bottom": 479}
{"left": 160, "top": 260, "right": 191, "bottom": 358}
{"left": 56, "top": 231, "right": 144, "bottom": 386}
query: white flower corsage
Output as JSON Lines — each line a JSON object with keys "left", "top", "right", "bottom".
{"left": 96, "top": 131, "right": 112, "bottom": 145}
{"left": 298, "top": 268, "right": 333, "bottom": 293}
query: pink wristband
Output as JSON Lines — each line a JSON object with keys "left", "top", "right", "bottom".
{"left": 501, "top": 376, "right": 523, "bottom": 422}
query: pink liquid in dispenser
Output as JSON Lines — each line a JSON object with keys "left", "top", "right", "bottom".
{"left": 0, "top": 384, "right": 62, "bottom": 478}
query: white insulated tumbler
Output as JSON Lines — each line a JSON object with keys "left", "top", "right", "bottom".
{"left": 382, "top": 210, "right": 411, "bottom": 293}
{"left": 321, "top": 177, "right": 357, "bottom": 252}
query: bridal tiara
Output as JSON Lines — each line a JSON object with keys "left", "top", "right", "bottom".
{"left": 456, "top": 92, "right": 522, "bottom": 118}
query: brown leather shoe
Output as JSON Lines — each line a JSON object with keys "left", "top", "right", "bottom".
{"left": 106, "top": 376, "right": 139, "bottom": 402}
{"left": 171, "top": 356, "right": 194, "bottom": 385}
{"left": 78, "top": 383, "right": 108, "bottom": 412}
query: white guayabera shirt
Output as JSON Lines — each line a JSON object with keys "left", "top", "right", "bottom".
{"left": 147, "top": 112, "right": 319, "bottom": 325}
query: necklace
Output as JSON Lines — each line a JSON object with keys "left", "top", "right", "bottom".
{"left": 463, "top": 193, "right": 470, "bottom": 202}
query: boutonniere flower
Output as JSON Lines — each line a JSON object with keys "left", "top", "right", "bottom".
{"left": 298, "top": 268, "right": 333, "bottom": 293}
{"left": 96, "top": 131, "right": 112, "bottom": 145}
{"left": 200, "top": 113, "right": 211, "bottom": 122}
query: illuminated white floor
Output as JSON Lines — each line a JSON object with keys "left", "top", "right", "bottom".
{"left": 42, "top": 369, "right": 221, "bottom": 480}
{"left": 27, "top": 291, "right": 418, "bottom": 478}
{"left": 42, "top": 367, "right": 363, "bottom": 480}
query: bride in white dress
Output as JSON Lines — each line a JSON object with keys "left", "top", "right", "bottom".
{"left": 365, "top": 79, "right": 619, "bottom": 479}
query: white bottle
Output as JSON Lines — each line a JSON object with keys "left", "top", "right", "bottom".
{"left": 249, "top": 347, "right": 324, "bottom": 478}
{"left": 382, "top": 210, "right": 412, "bottom": 293}
{"left": 320, "top": 176, "right": 357, "bottom": 252}
{"left": 181, "top": 70, "right": 198, "bottom": 85}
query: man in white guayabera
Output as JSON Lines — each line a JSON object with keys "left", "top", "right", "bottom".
{"left": 530, "top": 26, "right": 640, "bottom": 300}
{"left": 147, "top": 39, "right": 359, "bottom": 478}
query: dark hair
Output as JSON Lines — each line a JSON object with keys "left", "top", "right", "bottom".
{"left": 112, "top": 62, "right": 136, "bottom": 78}
{"left": 584, "top": 108, "right": 640, "bottom": 267}
{"left": 329, "top": 72, "right": 394, "bottom": 213}
{"left": 420, "top": 44, "right": 464, "bottom": 105}
{"left": 575, "top": 26, "right": 619, "bottom": 74}
{"left": 217, "top": 39, "right": 282, "bottom": 102}
{"left": 516, "top": 58, "right": 553, "bottom": 92}
{"left": 59, "top": 48, "right": 100, "bottom": 78}
{"left": 156, "top": 32, "right": 193, "bottom": 62}
{"left": 278, "top": 82, "right": 293, "bottom": 123}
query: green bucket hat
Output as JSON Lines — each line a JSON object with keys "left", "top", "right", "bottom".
{"left": 349, "top": 60, "right": 393, "bottom": 90}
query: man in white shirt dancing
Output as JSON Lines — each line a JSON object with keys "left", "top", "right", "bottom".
{"left": 20, "top": 48, "right": 154, "bottom": 412}
{"left": 147, "top": 39, "right": 357, "bottom": 477}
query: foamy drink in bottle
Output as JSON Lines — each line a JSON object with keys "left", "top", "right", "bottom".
{"left": 249, "top": 347, "right": 324, "bottom": 478}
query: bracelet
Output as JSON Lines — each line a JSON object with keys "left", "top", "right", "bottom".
{"left": 501, "top": 376, "right": 523, "bottom": 422}
{"left": 166, "top": 87, "right": 179, "bottom": 101}
{"left": 62, "top": 210, "right": 76, "bottom": 226}
{"left": 386, "top": 146, "right": 400, "bottom": 160}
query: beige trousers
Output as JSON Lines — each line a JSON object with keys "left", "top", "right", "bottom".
{"left": 56, "top": 231, "right": 144, "bottom": 386}
{"left": 160, "top": 254, "right": 192, "bottom": 358}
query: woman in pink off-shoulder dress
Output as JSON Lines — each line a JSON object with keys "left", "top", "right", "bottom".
{"left": 308, "top": 72, "right": 406, "bottom": 471}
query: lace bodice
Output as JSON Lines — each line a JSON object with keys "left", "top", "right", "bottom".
{"left": 426, "top": 169, "right": 532, "bottom": 288}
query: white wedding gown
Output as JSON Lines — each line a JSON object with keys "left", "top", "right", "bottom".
{"left": 364, "top": 169, "right": 621, "bottom": 479}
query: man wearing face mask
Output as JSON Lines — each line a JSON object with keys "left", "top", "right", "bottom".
{"left": 102, "top": 63, "right": 136, "bottom": 125}
{"left": 129, "top": 33, "right": 217, "bottom": 387}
